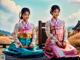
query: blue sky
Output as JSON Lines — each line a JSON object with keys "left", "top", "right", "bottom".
{"left": 0, "top": 0, "right": 80, "bottom": 32}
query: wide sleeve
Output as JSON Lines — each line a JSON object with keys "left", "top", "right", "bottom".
{"left": 31, "top": 24, "right": 37, "bottom": 46}
{"left": 12, "top": 23, "right": 20, "bottom": 43}
{"left": 45, "top": 21, "right": 57, "bottom": 43}
{"left": 63, "top": 22, "right": 69, "bottom": 43}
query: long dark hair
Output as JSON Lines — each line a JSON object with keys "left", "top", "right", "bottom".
{"left": 20, "top": 7, "right": 30, "bottom": 19}
{"left": 50, "top": 5, "right": 60, "bottom": 15}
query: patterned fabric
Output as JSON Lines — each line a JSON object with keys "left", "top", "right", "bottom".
{"left": 50, "top": 19, "right": 64, "bottom": 42}
{"left": 44, "top": 19, "right": 78, "bottom": 58}
{"left": 9, "top": 20, "right": 35, "bottom": 48}
{"left": 15, "top": 20, "right": 33, "bottom": 39}
{"left": 4, "top": 20, "right": 44, "bottom": 57}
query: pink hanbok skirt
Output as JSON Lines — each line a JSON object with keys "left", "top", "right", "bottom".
{"left": 44, "top": 38, "right": 78, "bottom": 59}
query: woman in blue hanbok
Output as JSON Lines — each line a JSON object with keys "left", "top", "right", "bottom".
{"left": 4, "top": 8, "right": 43, "bottom": 58}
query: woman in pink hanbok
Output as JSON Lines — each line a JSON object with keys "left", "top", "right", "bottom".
{"left": 44, "top": 5, "right": 78, "bottom": 59}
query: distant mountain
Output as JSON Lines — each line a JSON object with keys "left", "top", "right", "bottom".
{"left": 0, "top": 30, "right": 11, "bottom": 36}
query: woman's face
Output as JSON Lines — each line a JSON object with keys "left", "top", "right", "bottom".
{"left": 22, "top": 12, "right": 30, "bottom": 21}
{"left": 51, "top": 9, "right": 60, "bottom": 19}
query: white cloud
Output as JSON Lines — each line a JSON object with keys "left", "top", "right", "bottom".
{"left": 0, "top": 0, "right": 21, "bottom": 32}
{"left": 1, "top": 0, "right": 21, "bottom": 14}
{"left": 63, "top": 10, "right": 80, "bottom": 27}
{"left": 68, "top": 10, "right": 80, "bottom": 20}
{"left": 68, "top": 0, "right": 80, "bottom": 3}
{"left": 0, "top": 10, "right": 18, "bottom": 32}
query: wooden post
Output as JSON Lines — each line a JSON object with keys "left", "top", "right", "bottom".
{"left": 38, "top": 21, "right": 42, "bottom": 46}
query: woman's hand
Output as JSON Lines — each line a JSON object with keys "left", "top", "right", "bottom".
{"left": 56, "top": 41, "right": 62, "bottom": 47}
{"left": 23, "top": 46, "right": 28, "bottom": 48}
{"left": 29, "top": 44, "right": 34, "bottom": 48}
{"left": 15, "top": 41, "right": 23, "bottom": 48}
{"left": 45, "top": 46, "right": 52, "bottom": 52}
{"left": 23, "top": 44, "right": 33, "bottom": 49}
{"left": 62, "top": 41, "right": 66, "bottom": 48}
{"left": 56, "top": 41, "right": 66, "bottom": 48}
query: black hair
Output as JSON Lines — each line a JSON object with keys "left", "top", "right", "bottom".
{"left": 50, "top": 5, "right": 60, "bottom": 15}
{"left": 20, "top": 7, "right": 30, "bottom": 19}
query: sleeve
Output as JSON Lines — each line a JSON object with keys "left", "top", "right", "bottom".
{"left": 31, "top": 24, "right": 37, "bottom": 46}
{"left": 63, "top": 22, "right": 69, "bottom": 43}
{"left": 12, "top": 23, "right": 20, "bottom": 43}
{"left": 45, "top": 21, "right": 57, "bottom": 43}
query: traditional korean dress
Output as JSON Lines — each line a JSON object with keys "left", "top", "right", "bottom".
{"left": 4, "top": 20, "right": 43, "bottom": 57}
{"left": 44, "top": 19, "right": 78, "bottom": 58}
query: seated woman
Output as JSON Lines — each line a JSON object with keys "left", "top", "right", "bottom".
{"left": 44, "top": 5, "right": 78, "bottom": 59}
{"left": 4, "top": 8, "right": 43, "bottom": 57}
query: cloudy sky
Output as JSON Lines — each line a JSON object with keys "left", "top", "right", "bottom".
{"left": 0, "top": 0, "right": 80, "bottom": 32}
